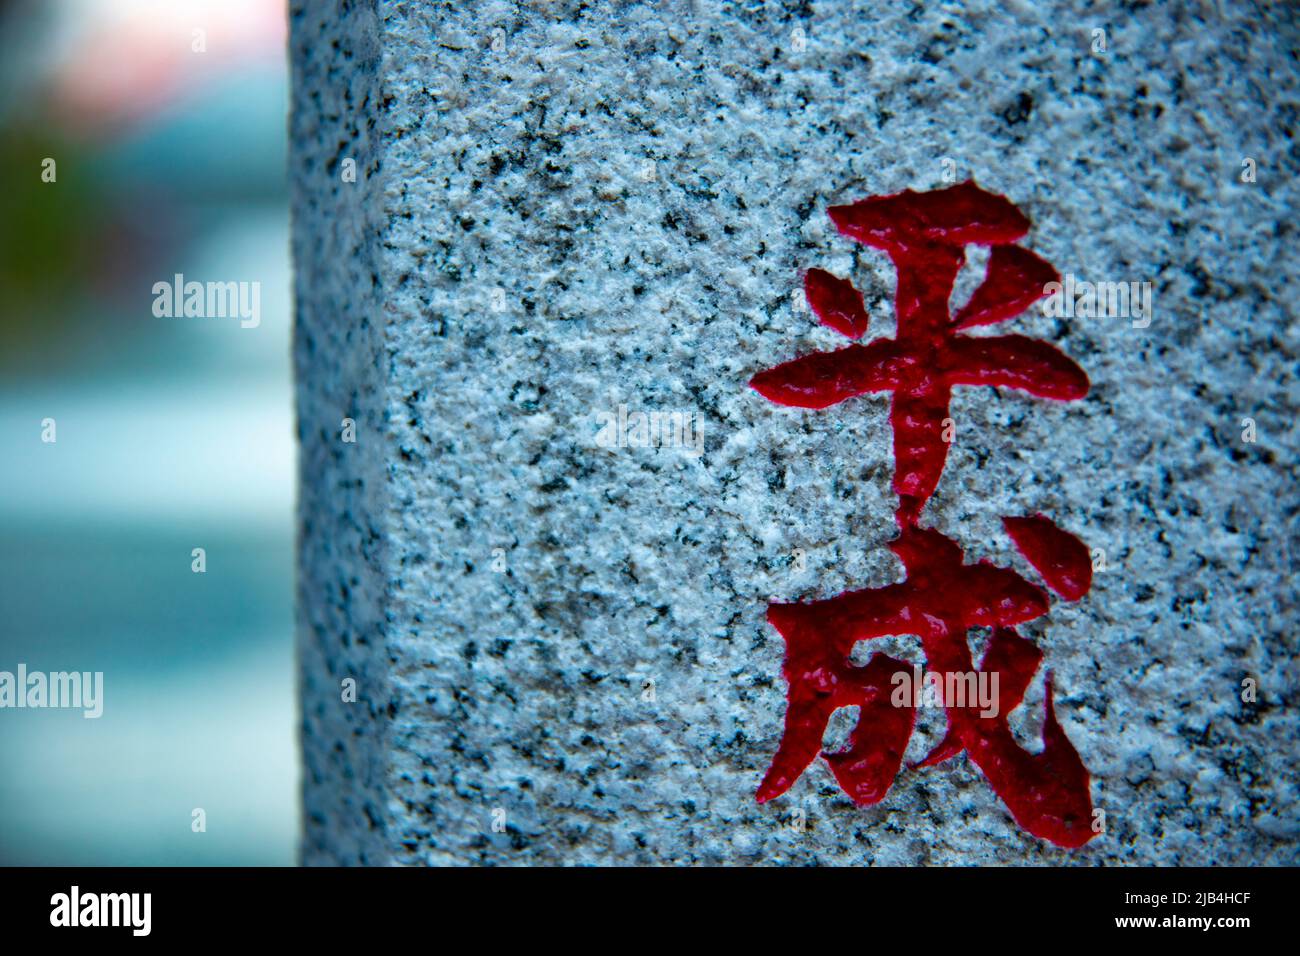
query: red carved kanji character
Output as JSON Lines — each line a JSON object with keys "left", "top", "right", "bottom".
{"left": 751, "top": 181, "right": 1088, "bottom": 526}
{"left": 757, "top": 521, "right": 1096, "bottom": 848}
{"left": 750, "top": 183, "right": 1098, "bottom": 848}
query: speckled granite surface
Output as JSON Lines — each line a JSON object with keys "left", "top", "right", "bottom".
{"left": 292, "top": 0, "right": 1299, "bottom": 864}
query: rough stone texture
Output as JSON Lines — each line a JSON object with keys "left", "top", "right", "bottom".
{"left": 291, "top": 0, "right": 392, "bottom": 865}
{"left": 293, "top": 0, "right": 1299, "bottom": 865}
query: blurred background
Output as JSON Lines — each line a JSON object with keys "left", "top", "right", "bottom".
{"left": 0, "top": 0, "right": 295, "bottom": 864}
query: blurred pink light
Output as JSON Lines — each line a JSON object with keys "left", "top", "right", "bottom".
{"left": 48, "top": 0, "right": 287, "bottom": 136}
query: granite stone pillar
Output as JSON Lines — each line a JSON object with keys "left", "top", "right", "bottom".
{"left": 291, "top": 0, "right": 1298, "bottom": 864}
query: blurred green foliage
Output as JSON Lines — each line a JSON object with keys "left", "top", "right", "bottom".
{"left": 0, "top": 127, "right": 110, "bottom": 352}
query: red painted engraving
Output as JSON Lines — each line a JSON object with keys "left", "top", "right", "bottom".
{"left": 751, "top": 181, "right": 1097, "bottom": 848}
{"left": 804, "top": 267, "right": 870, "bottom": 339}
{"left": 1003, "top": 514, "right": 1093, "bottom": 602}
